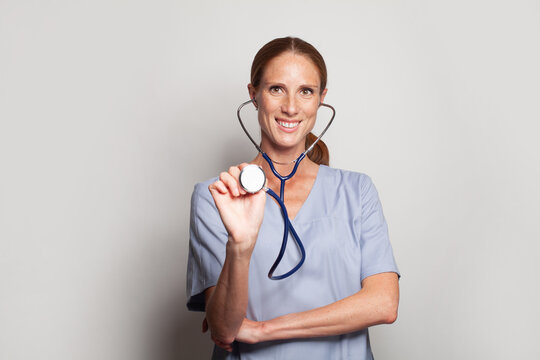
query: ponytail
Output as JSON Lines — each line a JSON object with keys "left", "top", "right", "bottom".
{"left": 305, "top": 132, "right": 329, "bottom": 166}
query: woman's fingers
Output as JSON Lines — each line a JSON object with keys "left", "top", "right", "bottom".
{"left": 209, "top": 180, "right": 228, "bottom": 195}
{"left": 202, "top": 317, "right": 208, "bottom": 333}
{"left": 211, "top": 334, "right": 233, "bottom": 352}
{"left": 228, "top": 166, "right": 247, "bottom": 195}
{"left": 203, "top": 316, "right": 232, "bottom": 352}
{"left": 209, "top": 163, "right": 264, "bottom": 202}
{"left": 216, "top": 164, "right": 255, "bottom": 197}
{"left": 219, "top": 171, "right": 242, "bottom": 197}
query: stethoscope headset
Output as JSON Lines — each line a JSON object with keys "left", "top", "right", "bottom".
{"left": 236, "top": 98, "right": 335, "bottom": 279}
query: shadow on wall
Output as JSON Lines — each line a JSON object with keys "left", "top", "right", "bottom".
{"left": 150, "top": 290, "right": 213, "bottom": 360}
{"left": 147, "top": 101, "right": 255, "bottom": 360}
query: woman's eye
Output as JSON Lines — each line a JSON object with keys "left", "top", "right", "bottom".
{"left": 300, "top": 88, "right": 314, "bottom": 96}
{"left": 269, "top": 86, "right": 283, "bottom": 94}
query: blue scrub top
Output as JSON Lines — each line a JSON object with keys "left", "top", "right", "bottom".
{"left": 186, "top": 165, "right": 400, "bottom": 360}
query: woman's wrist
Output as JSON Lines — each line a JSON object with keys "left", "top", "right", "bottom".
{"left": 257, "top": 320, "right": 272, "bottom": 342}
{"left": 258, "top": 313, "right": 297, "bottom": 342}
{"left": 226, "top": 234, "right": 257, "bottom": 258}
{"left": 236, "top": 318, "right": 272, "bottom": 344}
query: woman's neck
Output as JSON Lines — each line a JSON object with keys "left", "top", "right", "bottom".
{"left": 251, "top": 151, "right": 318, "bottom": 181}
{"left": 251, "top": 136, "right": 320, "bottom": 179}
{"left": 259, "top": 134, "right": 306, "bottom": 160}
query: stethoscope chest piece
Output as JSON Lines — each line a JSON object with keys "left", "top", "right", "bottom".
{"left": 239, "top": 164, "right": 266, "bottom": 193}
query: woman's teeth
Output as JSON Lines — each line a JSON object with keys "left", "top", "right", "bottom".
{"left": 277, "top": 120, "right": 299, "bottom": 128}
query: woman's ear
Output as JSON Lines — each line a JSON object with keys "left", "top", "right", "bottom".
{"left": 320, "top": 88, "right": 328, "bottom": 104}
{"left": 247, "top": 84, "right": 258, "bottom": 109}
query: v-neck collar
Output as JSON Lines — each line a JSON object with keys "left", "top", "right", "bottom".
{"left": 266, "top": 164, "right": 325, "bottom": 224}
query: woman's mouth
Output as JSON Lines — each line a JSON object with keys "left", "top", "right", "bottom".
{"left": 276, "top": 119, "right": 301, "bottom": 132}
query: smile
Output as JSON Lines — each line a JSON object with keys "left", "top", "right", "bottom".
{"left": 276, "top": 119, "right": 301, "bottom": 129}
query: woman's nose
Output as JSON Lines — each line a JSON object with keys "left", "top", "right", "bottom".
{"left": 281, "top": 94, "right": 298, "bottom": 116}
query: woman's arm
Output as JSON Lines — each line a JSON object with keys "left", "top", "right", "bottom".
{"left": 235, "top": 272, "right": 399, "bottom": 343}
{"left": 203, "top": 237, "right": 252, "bottom": 348}
{"left": 203, "top": 165, "right": 266, "bottom": 349}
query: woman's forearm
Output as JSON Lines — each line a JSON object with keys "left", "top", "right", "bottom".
{"left": 205, "top": 235, "right": 254, "bottom": 344}
{"left": 253, "top": 272, "right": 399, "bottom": 342}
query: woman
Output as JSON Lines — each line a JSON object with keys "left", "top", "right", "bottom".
{"left": 186, "top": 36, "right": 400, "bottom": 359}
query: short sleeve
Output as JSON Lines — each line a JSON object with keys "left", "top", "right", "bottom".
{"left": 186, "top": 181, "right": 228, "bottom": 311}
{"left": 358, "top": 175, "right": 400, "bottom": 282}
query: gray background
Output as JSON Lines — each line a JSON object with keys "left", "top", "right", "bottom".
{"left": 1, "top": 1, "right": 539, "bottom": 359}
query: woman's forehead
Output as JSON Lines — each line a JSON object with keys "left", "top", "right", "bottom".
{"left": 261, "top": 52, "right": 320, "bottom": 86}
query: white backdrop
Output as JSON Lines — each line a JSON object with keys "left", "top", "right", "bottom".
{"left": 1, "top": 1, "right": 539, "bottom": 359}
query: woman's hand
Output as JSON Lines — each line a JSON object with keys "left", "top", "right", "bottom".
{"left": 202, "top": 317, "right": 234, "bottom": 352}
{"left": 203, "top": 316, "right": 265, "bottom": 349}
{"left": 208, "top": 163, "right": 266, "bottom": 252}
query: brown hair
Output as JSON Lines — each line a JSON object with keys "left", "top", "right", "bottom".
{"left": 250, "top": 36, "right": 330, "bottom": 166}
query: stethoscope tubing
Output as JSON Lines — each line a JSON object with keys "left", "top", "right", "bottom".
{"left": 265, "top": 187, "right": 306, "bottom": 280}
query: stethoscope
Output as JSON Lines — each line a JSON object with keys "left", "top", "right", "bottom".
{"left": 236, "top": 99, "right": 336, "bottom": 280}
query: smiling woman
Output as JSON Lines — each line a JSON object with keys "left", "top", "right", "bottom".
{"left": 248, "top": 52, "right": 326, "bottom": 159}
{"left": 186, "top": 36, "right": 400, "bottom": 360}
{"left": 249, "top": 37, "right": 329, "bottom": 165}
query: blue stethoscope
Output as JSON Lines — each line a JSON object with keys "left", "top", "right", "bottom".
{"left": 236, "top": 99, "right": 336, "bottom": 280}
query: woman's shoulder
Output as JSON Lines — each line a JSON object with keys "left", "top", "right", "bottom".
{"left": 192, "top": 176, "right": 218, "bottom": 196}
{"left": 190, "top": 176, "right": 219, "bottom": 214}
{"left": 319, "top": 165, "right": 375, "bottom": 190}
{"left": 313, "top": 166, "right": 382, "bottom": 220}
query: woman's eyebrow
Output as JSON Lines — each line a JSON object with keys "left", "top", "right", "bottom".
{"left": 261, "top": 80, "right": 285, "bottom": 86}
{"left": 300, "top": 84, "right": 319, "bottom": 89}
{"left": 262, "top": 81, "right": 319, "bottom": 89}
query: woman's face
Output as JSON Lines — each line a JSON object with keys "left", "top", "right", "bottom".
{"left": 249, "top": 52, "right": 327, "bottom": 154}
